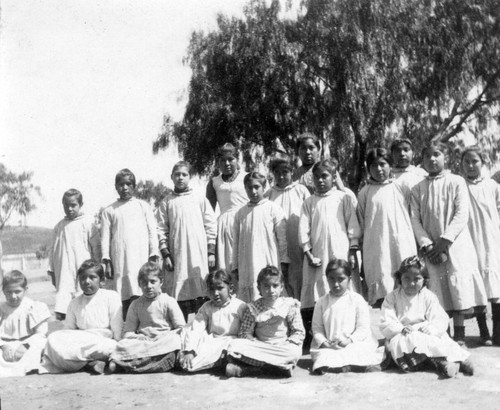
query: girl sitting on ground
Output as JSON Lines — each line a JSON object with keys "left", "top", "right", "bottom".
{"left": 180, "top": 270, "right": 246, "bottom": 373}
{"left": 0, "top": 270, "right": 51, "bottom": 377}
{"left": 225, "top": 266, "right": 304, "bottom": 378}
{"left": 380, "top": 256, "right": 474, "bottom": 378}
{"left": 311, "top": 259, "right": 384, "bottom": 374}
{"left": 41, "top": 260, "right": 122, "bottom": 374}
{"left": 109, "top": 262, "right": 185, "bottom": 373}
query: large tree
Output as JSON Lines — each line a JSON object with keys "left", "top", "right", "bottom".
{"left": 0, "top": 164, "right": 41, "bottom": 229}
{"left": 154, "top": 0, "right": 500, "bottom": 190}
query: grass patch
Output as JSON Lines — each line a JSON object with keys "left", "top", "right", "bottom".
{"left": 0, "top": 226, "right": 53, "bottom": 255}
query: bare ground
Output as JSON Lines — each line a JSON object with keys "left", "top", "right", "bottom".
{"left": 0, "top": 271, "right": 499, "bottom": 410}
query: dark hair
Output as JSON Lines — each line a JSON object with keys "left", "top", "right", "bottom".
{"left": 312, "top": 159, "right": 337, "bottom": 176}
{"left": 325, "top": 259, "right": 351, "bottom": 277}
{"left": 62, "top": 188, "right": 83, "bottom": 206}
{"left": 461, "top": 146, "right": 487, "bottom": 164}
{"left": 244, "top": 171, "right": 267, "bottom": 188}
{"left": 390, "top": 138, "right": 414, "bottom": 153}
{"left": 77, "top": 259, "right": 105, "bottom": 281}
{"left": 2, "top": 270, "right": 28, "bottom": 290}
{"left": 256, "top": 265, "right": 284, "bottom": 291}
{"left": 138, "top": 261, "right": 163, "bottom": 284}
{"left": 366, "top": 147, "right": 393, "bottom": 169}
{"left": 269, "top": 157, "right": 294, "bottom": 173}
{"left": 206, "top": 270, "right": 233, "bottom": 290}
{"left": 394, "top": 256, "right": 429, "bottom": 287}
{"left": 296, "top": 132, "right": 321, "bottom": 153}
{"left": 216, "top": 143, "right": 240, "bottom": 160}
{"left": 421, "top": 141, "right": 449, "bottom": 158}
{"left": 115, "top": 168, "right": 136, "bottom": 187}
{"left": 172, "top": 161, "right": 194, "bottom": 176}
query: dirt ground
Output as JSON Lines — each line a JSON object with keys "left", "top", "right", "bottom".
{"left": 0, "top": 272, "right": 499, "bottom": 410}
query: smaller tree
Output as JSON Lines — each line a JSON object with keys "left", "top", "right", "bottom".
{"left": 135, "top": 180, "right": 172, "bottom": 209}
{"left": 0, "top": 164, "right": 41, "bottom": 229}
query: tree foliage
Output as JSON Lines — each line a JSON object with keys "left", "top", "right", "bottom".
{"left": 154, "top": 0, "right": 500, "bottom": 190}
{"left": 135, "top": 180, "right": 172, "bottom": 209}
{"left": 0, "top": 164, "right": 41, "bottom": 229}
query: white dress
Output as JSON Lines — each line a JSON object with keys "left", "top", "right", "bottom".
{"left": 465, "top": 178, "right": 500, "bottom": 299}
{"left": 410, "top": 172, "right": 487, "bottom": 311}
{"left": 101, "top": 198, "right": 159, "bottom": 300}
{"left": 210, "top": 172, "right": 248, "bottom": 272}
{"left": 49, "top": 214, "right": 100, "bottom": 314}
{"left": 298, "top": 189, "right": 361, "bottom": 309}
{"left": 0, "top": 298, "right": 50, "bottom": 377}
{"left": 232, "top": 199, "right": 289, "bottom": 302}
{"left": 156, "top": 190, "right": 217, "bottom": 301}
{"left": 392, "top": 165, "right": 427, "bottom": 193}
{"left": 311, "top": 291, "right": 383, "bottom": 371}
{"left": 41, "top": 289, "right": 123, "bottom": 373}
{"left": 181, "top": 297, "right": 246, "bottom": 372}
{"left": 357, "top": 180, "right": 416, "bottom": 304}
{"left": 267, "top": 182, "right": 310, "bottom": 299}
{"left": 380, "top": 287, "right": 469, "bottom": 367}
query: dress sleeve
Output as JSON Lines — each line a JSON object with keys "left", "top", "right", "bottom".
{"left": 183, "top": 304, "right": 210, "bottom": 352}
{"left": 273, "top": 205, "right": 289, "bottom": 264}
{"left": 343, "top": 193, "right": 360, "bottom": 247}
{"left": 168, "top": 298, "right": 186, "bottom": 329}
{"left": 311, "top": 298, "right": 328, "bottom": 346}
{"left": 202, "top": 197, "right": 217, "bottom": 251}
{"left": 155, "top": 200, "right": 170, "bottom": 254}
{"left": 379, "top": 292, "right": 404, "bottom": 340}
{"left": 100, "top": 207, "right": 112, "bottom": 261}
{"left": 298, "top": 200, "right": 312, "bottom": 253}
{"left": 410, "top": 184, "right": 433, "bottom": 247}
{"left": 238, "top": 305, "right": 256, "bottom": 339}
{"left": 63, "top": 300, "right": 78, "bottom": 330}
{"left": 286, "top": 299, "right": 305, "bottom": 345}
{"left": 231, "top": 210, "right": 241, "bottom": 271}
{"left": 206, "top": 178, "right": 218, "bottom": 211}
{"left": 109, "top": 293, "right": 123, "bottom": 340}
{"left": 143, "top": 201, "right": 160, "bottom": 259}
{"left": 123, "top": 300, "right": 140, "bottom": 335}
{"left": 350, "top": 295, "right": 371, "bottom": 342}
{"left": 441, "top": 177, "right": 469, "bottom": 243}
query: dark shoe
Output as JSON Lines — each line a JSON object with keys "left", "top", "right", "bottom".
{"left": 313, "top": 367, "right": 326, "bottom": 375}
{"left": 459, "top": 359, "right": 474, "bottom": 376}
{"left": 86, "top": 360, "right": 106, "bottom": 375}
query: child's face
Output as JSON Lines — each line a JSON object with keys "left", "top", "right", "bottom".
{"left": 218, "top": 155, "right": 238, "bottom": 176}
{"left": 274, "top": 165, "right": 293, "bottom": 188}
{"left": 3, "top": 284, "right": 26, "bottom": 308}
{"left": 115, "top": 176, "right": 135, "bottom": 200}
{"left": 139, "top": 273, "right": 163, "bottom": 299}
{"left": 392, "top": 143, "right": 413, "bottom": 169}
{"left": 369, "top": 158, "right": 391, "bottom": 183}
{"left": 400, "top": 269, "right": 424, "bottom": 296}
{"left": 171, "top": 166, "right": 191, "bottom": 191}
{"left": 78, "top": 269, "right": 102, "bottom": 296}
{"left": 298, "top": 139, "right": 319, "bottom": 166}
{"left": 259, "top": 275, "right": 283, "bottom": 303}
{"left": 245, "top": 179, "right": 265, "bottom": 203}
{"left": 422, "top": 148, "right": 446, "bottom": 176}
{"left": 326, "top": 268, "right": 350, "bottom": 297}
{"left": 313, "top": 168, "right": 334, "bottom": 194}
{"left": 461, "top": 151, "right": 482, "bottom": 180}
{"left": 63, "top": 195, "right": 82, "bottom": 220}
{"left": 208, "top": 279, "right": 231, "bottom": 307}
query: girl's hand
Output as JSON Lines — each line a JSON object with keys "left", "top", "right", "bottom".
{"left": 164, "top": 256, "right": 174, "bottom": 272}
{"left": 307, "top": 255, "right": 322, "bottom": 267}
{"left": 14, "top": 344, "right": 27, "bottom": 361}
{"left": 180, "top": 352, "right": 195, "bottom": 370}
{"left": 1, "top": 344, "right": 18, "bottom": 362}
{"left": 426, "top": 238, "right": 451, "bottom": 264}
{"left": 208, "top": 254, "right": 216, "bottom": 269}
{"left": 320, "top": 341, "right": 335, "bottom": 349}
{"left": 419, "top": 323, "right": 432, "bottom": 335}
{"left": 337, "top": 336, "right": 352, "bottom": 348}
{"left": 401, "top": 326, "right": 413, "bottom": 335}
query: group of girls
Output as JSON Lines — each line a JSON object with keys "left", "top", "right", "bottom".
{"left": 2, "top": 132, "right": 499, "bottom": 378}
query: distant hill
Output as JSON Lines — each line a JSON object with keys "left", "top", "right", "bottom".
{"left": 0, "top": 226, "right": 52, "bottom": 255}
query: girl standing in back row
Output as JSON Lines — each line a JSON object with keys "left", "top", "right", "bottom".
{"left": 206, "top": 143, "right": 248, "bottom": 273}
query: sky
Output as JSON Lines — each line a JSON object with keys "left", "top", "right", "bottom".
{"left": 0, "top": 0, "right": 248, "bottom": 228}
